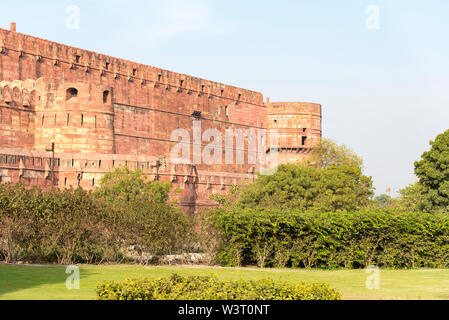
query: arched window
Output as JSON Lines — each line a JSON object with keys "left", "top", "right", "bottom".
{"left": 103, "top": 90, "right": 110, "bottom": 104}
{"left": 66, "top": 88, "right": 78, "bottom": 101}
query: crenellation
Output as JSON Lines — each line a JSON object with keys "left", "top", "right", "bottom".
{"left": 0, "top": 26, "right": 322, "bottom": 214}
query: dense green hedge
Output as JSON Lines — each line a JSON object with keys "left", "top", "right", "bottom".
{"left": 0, "top": 183, "right": 193, "bottom": 265}
{"left": 210, "top": 209, "right": 449, "bottom": 269}
{"left": 96, "top": 274, "right": 341, "bottom": 300}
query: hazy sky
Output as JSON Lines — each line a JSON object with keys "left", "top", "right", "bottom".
{"left": 1, "top": 0, "right": 448, "bottom": 196}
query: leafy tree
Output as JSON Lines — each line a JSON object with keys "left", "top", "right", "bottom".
{"left": 414, "top": 129, "right": 449, "bottom": 212}
{"left": 394, "top": 182, "right": 427, "bottom": 212}
{"left": 95, "top": 167, "right": 174, "bottom": 206}
{"left": 228, "top": 140, "right": 374, "bottom": 212}
{"left": 307, "top": 138, "right": 363, "bottom": 169}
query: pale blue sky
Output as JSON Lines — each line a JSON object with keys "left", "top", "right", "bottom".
{"left": 1, "top": 0, "right": 448, "bottom": 196}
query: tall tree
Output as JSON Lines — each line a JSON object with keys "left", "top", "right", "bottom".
{"left": 414, "top": 129, "right": 449, "bottom": 212}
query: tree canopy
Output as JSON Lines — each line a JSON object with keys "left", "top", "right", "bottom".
{"left": 232, "top": 139, "right": 374, "bottom": 212}
{"left": 414, "top": 129, "right": 449, "bottom": 212}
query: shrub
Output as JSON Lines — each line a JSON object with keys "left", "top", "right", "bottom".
{"left": 209, "top": 208, "right": 449, "bottom": 269}
{"left": 0, "top": 182, "right": 194, "bottom": 265}
{"left": 96, "top": 274, "right": 342, "bottom": 300}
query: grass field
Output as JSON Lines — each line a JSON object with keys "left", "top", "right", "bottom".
{"left": 1, "top": 264, "right": 449, "bottom": 300}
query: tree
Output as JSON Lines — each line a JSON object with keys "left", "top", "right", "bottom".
{"left": 307, "top": 138, "right": 363, "bottom": 169}
{"left": 94, "top": 167, "right": 174, "bottom": 206}
{"left": 414, "top": 129, "right": 449, "bottom": 212}
{"left": 234, "top": 140, "right": 374, "bottom": 212}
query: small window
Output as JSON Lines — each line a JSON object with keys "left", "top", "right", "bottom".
{"left": 103, "top": 90, "right": 110, "bottom": 104}
{"left": 132, "top": 68, "right": 137, "bottom": 76}
{"left": 221, "top": 89, "right": 224, "bottom": 96}
{"left": 180, "top": 80, "right": 184, "bottom": 87}
{"left": 64, "top": 177, "right": 67, "bottom": 186}
{"left": 75, "top": 55, "right": 81, "bottom": 63}
{"left": 81, "top": 114, "right": 84, "bottom": 126}
{"left": 105, "top": 62, "right": 110, "bottom": 70}
{"left": 158, "top": 74, "right": 162, "bottom": 82}
{"left": 238, "top": 93, "right": 242, "bottom": 100}
{"left": 201, "top": 85, "right": 205, "bottom": 92}
{"left": 66, "top": 88, "right": 78, "bottom": 101}
{"left": 302, "top": 136, "right": 307, "bottom": 146}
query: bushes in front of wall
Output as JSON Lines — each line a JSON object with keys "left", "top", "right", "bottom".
{"left": 0, "top": 183, "right": 194, "bottom": 265}
{"left": 208, "top": 208, "right": 449, "bottom": 269}
{"left": 96, "top": 274, "right": 342, "bottom": 300}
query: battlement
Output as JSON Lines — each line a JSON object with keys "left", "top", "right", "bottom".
{"left": 0, "top": 24, "right": 323, "bottom": 213}
{"left": 0, "top": 27, "right": 263, "bottom": 106}
{"left": 266, "top": 101, "right": 322, "bottom": 164}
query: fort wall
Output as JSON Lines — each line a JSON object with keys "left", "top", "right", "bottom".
{"left": 0, "top": 24, "right": 322, "bottom": 213}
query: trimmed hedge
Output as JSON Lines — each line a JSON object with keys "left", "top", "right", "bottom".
{"left": 211, "top": 209, "right": 449, "bottom": 269}
{"left": 96, "top": 274, "right": 342, "bottom": 300}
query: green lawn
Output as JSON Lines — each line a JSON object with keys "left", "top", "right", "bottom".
{"left": 1, "top": 264, "right": 449, "bottom": 300}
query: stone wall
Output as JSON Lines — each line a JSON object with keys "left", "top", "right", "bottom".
{"left": 0, "top": 25, "right": 322, "bottom": 213}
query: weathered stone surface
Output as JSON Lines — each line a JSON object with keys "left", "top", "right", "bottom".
{"left": 0, "top": 26, "right": 322, "bottom": 214}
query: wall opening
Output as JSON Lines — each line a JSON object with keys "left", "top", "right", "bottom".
{"left": 103, "top": 90, "right": 110, "bottom": 104}
{"left": 302, "top": 136, "right": 307, "bottom": 146}
{"left": 66, "top": 88, "right": 78, "bottom": 101}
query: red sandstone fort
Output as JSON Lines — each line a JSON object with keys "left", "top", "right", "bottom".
{"left": 0, "top": 23, "right": 322, "bottom": 214}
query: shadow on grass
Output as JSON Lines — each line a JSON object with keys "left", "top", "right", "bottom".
{"left": 0, "top": 264, "right": 96, "bottom": 300}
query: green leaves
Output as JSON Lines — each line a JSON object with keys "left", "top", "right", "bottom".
{"left": 235, "top": 163, "right": 373, "bottom": 212}
{"left": 96, "top": 274, "right": 342, "bottom": 301}
{"left": 415, "top": 129, "right": 449, "bottom": 212}
{"left": 211, "top": 209, "right": 449, "bottom": 269}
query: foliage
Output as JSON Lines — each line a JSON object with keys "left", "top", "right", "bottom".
{"left": 209, "top": 208, "right": 449, "bottom": 269}
{"left": 235, "top": 163, "right": 373, "bottom": 212}
{"left": 0, "top": 181, "right": 193, "bottom": 265}
{"left": 307, "top": 138, "right": 364, "bottom": 169}
{"left": 96, "top": 273, "right": 342, "bottom": 300}
{"left": 414, "top": 129, "right": 449, "bottom": 213}
{"left": 213, "top": 139, "right": 374, "bottom": 212}
{"left": 94, "top": 167, "right": 173, "bottom": 206}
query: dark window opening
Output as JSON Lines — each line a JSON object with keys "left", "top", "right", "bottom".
{"left": 238, "top": 93, "right": 242, "bottom": 100}
{"left": 180, "top": 80, "right": 184, "bottom": 87}
{"left": 75, "top": 55, "right": 81, "bottom": 63}
{"left": 158, "top": 74, "right": 162, "bottom": 82}
{"left": 92, "top": 178, "right": 95, "bottom": 186}
{"left": 221, "top": 89, "right": 224, "bottom": 96}
{"left": 81, "top": 114, "right": 84, "bottom": 126}
{"left": 105, "top": 62, "right": 110, "bottom": 70}
{"left": 66, "top": 88, "right": 78, "bottom": 101}
{"left": 192, "top": 111, "right": 202, "bottom": 119}
{"left": 103, "top": 90, "right": 110, "bottom": 104}
{"left": 302, "top": 136, "right": 307, "bottom": 146}
{"left": 201, "top": 85, "right": 205, "bottom": 92}
{"left": 64, "top": 177, "right": 67, "bottom": 186}
{"left": 132, "top": 68, "right": 137, "bottom": 76}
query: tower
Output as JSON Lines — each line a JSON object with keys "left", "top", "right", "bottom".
{"left": 266, "top": 102, "right": 322, "bottom": 164}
